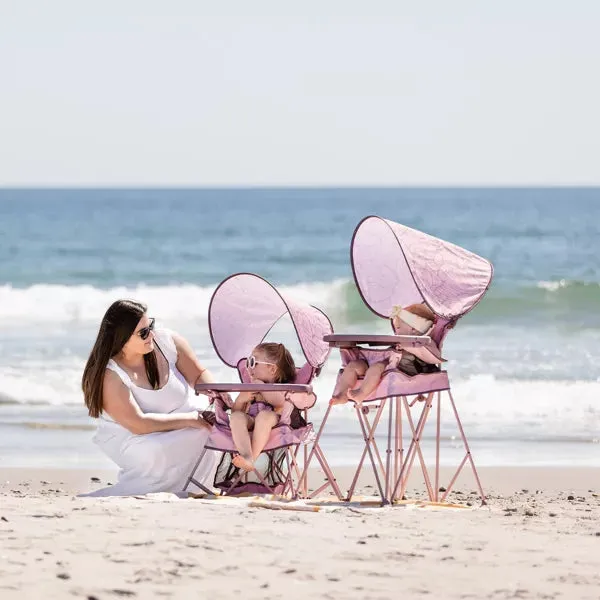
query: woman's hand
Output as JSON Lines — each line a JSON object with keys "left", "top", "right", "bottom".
{"left": 200, "top": 410, "right": 216, "bottom": 426}
{"left": 218, "top": 392, "right": 234, "bottom": 408}
{"left": 191, "top": 411, "right": 213, "bottom": 430}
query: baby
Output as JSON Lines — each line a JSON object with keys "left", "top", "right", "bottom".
{"left": 330, "top": 303, "right": 437, "bottom": 405}
{"left": 229, "top": 342, "right": 301, "bottom": 472}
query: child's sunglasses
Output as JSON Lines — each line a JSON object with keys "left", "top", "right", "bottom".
{"left": 246, "top": 355, "right": 277, "bottom": 370}
{"left": 137, "top": 318, "right": 155, "bottom": 341}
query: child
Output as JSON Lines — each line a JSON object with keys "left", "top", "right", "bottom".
{"left": 330, "top": 303, "right": 438, "bottom": 405}
{"left": 230, "top": 342, "right": 299, "bottom": 472}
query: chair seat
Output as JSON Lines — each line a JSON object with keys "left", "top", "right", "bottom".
{"left": 205, "top": 423, "right": 315, "bottom": 453}
{"left": 348, "top": 370, "right": 450, "bottom": 403}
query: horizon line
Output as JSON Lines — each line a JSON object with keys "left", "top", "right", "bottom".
{"left": 2, "top": 183, "right": 600, "bottom": 190}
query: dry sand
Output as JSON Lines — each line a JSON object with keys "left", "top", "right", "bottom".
{"left": 1, "top": 466, "right": 599, "bottom": 600}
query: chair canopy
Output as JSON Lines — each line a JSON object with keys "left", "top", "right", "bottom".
{"left": 351, "top": 216, "right": 493, "bottom": 320}
{"left": 209, "top": 273, "right": 333, "bottom": 369}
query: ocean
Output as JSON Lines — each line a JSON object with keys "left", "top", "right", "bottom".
{"left": 0, "top": 188, "right": 598, "bottom": 470}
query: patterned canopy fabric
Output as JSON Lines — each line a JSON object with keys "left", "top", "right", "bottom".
{"left": 209, "top": 273, "right": 333, "bottom": 368}
{"left": 351, "top": 216, "right": 493, "bottom": 320}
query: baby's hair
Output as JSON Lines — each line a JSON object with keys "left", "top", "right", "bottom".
{"left": 255, "top": 342, "right": 296, "bottom": 383}
{"left": 404, "top": 303, "right": 436, "bottom": 322}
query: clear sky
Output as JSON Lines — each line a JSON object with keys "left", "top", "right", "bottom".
{"left": 1, "top": 1, "right": 599, "bottom": 186}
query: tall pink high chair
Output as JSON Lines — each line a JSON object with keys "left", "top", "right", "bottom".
{"left": 307, "top": 216, "right": 493, "bottom": 506}
{"left": 183, "top": 273, "right": 342, "bottom": 499}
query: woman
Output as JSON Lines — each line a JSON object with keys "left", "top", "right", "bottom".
{"left": 81, "top": 299, "right": 218, "bottom": 496}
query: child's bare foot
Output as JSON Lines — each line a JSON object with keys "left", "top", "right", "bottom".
{"left": 330, "top": 390, "right": 349, "bottom": 405}
{"left": 348, "top": 387, "right": 369, "bottom": 403}
{"left": 232, "top": 454, "right": 255, "bottom": 472}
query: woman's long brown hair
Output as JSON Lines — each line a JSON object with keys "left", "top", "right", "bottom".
{"left": 82, "top": 300, "right": 159, "bottom": 418}
{"left": 256, "top": 342, "right": 296, "bottom": 383}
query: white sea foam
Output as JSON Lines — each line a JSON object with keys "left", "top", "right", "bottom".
{"left": 308, "top": 372, "right": 600, "bottom": 442}
{"left": 0, "top": 280, "right": 350, "bottom": 324}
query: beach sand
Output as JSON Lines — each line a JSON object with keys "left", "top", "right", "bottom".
{"left": 1, "top": 466, "right": 599, "bottom": 599}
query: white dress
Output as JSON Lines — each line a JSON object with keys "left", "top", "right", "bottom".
{"left": 84, "top": 329, "right": 218, "bottom": 497}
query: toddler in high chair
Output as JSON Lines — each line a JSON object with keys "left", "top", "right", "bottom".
{"left": 230, "top": 342, "right": 302, "bottom": 472}
{"left": 330, "top": 303, "right": 437, "bottom": 405}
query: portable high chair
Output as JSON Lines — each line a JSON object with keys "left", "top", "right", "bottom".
{"left": 311, "top": 216, "right": 493, "bottom": 505}
{"left": 183, "top": 273, "right": 342, "bottom": 499}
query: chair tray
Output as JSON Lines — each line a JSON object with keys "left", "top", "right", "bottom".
{"left": 323, "top": 334, "right": 431, "bottom": 348}
{"left": 195, "top": 382, "right": 312, "bottom": 394}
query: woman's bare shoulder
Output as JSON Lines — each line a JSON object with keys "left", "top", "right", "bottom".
{"left": 171, "top": 331, "right": 200, "bottom": 361}
{"left": 103, "top": 367, "right": 128, "bottom": 394}
{"left": 170, "top": 330, "right": 189, "bottom": 350}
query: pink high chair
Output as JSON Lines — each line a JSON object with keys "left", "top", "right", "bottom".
{"left": 308, "top": 216, "right": 493, "bottom": 506}
{"left": 183, "top": 273, "right": 342, "bottom": 499}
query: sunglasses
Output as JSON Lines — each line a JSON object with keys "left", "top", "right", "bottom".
{"left": 137, "top": 318, "right": 155, "bottom": 341}
{"left": 246, "top": 355, "right": 277, "bottom": 370}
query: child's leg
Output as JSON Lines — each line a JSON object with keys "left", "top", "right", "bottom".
{"left": 348, "top": 362, "right": 386, "bottom": 402}
{"left": 331, "top": 360, "right": 368, "bottom": 405}
{"left": 230, "top": 411, "right": 255, "bottom": 471}
{"left": 250, "top": 410, "right": 280, "bottom": 461}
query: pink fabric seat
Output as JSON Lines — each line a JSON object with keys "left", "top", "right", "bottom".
{"left": 352, "top": 369, "right": 451, "bottom": 400}
{"left": 206, "top": 422, "right": 315, "bottom": 454}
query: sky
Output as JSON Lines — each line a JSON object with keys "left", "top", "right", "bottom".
{"left": 1, "top": 1, "right": 599, "bottom": 186}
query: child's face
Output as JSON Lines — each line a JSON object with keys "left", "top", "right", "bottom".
{"left": 248, "top": 347, "right": 278, "bottom": 383}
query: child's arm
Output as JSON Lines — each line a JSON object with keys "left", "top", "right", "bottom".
{"left": 232, "top": 391, "right": 253, "bottom": 413}
{"left": 256, "top": 389, "right": 287, "bottom": 409}
{"left": 246, "top": 376, "right": 287, "bottom": 409}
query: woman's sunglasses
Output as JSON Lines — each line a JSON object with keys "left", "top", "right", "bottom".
{"left": 137, "top": 318, "right": 155, "bottom": 341}
{"left": 246, "top": 355, "right": 277, "bottom": 370}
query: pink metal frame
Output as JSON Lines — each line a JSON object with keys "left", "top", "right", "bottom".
{"left": 322, "top": 336, "right": 487, "bottom": 506}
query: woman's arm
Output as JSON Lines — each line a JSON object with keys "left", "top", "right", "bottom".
{"left": 172, "top": 331, "right": 234, "bottom": 407}
{"left": 172, "top": 332, "right": 215, "bottom": 387}
{"left": 102, "top": 369, "right": 210, "bottom": 435}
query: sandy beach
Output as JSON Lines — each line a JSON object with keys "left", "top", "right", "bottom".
{"left": 1, "top": 466, "right": 599, "bottom": 600}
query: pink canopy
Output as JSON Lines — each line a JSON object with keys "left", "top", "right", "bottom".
{"left": 351, "top": 216, "right": 493, "bottom": 320}
{"left": 209, "top": 273, "right": 333, "bottom": 369}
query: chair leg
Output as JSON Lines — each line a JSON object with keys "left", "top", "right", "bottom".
{"left": 391, "top": 394, "right": 435, "bottom": 502}
{"left": 353, "top": 400, "right": 390, "bottom": 504}
{"left": 361, "top": 405, "right": 388, "bottom": 477}
{"left": 285, "top": 451, "right": 296, "bottom": 498}
{"left": 310, "top": 444, "right": 344, "bottom": 500}
{"left": 288, "top": 448, "right": 304, "bottom": 500}
{"left": 389, "top": 389, "right": 486, "bottom": 506}
{"left": 394, "top": 397, "right": 402, "bottom": 496}
{"left": 297, "top": 404, "right": 343, "bottom": 500}
{"left": 435, "top": 391, "right": 441, "bottom": 502}
{"left": 222, "top": 467, "right": 246, "bottom": 496}
{"left": 385, "top": 397, "right": 395, "bottom": 503}
{"left": 346, "top": 401, "right": 385, "bottom": 500}
{"left": 407, "top": 394, "right": 436, "bottom": 501}
{"left": 439, "top": 389, "right": 487, "bottom": 505}
{"left": 183, "top": 447, "right": 210, "bottom": 492}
